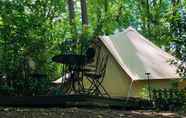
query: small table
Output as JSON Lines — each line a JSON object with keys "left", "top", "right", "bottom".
{"left": 52, "top": 54, "right": 86, "bottom": 94}
{"left": 52, "top": 54, "right": 86, "bottom": 65}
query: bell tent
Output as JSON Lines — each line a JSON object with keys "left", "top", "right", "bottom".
{"left": 96, "top": 27, "right": 185, "bottom": 97}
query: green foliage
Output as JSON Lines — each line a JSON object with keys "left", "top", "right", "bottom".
{"left": 139, "top": 87, "right": 150, "bottom": 99}
{"left": 48, "top": 87, "right": 64, "bottom": 96}
{"left": 168, "top": 2, "right": 186, "bottom": 78}
{"left": 135, "top": 0, "right": 173, "bottom": 46}
{"left": 0, "top": 0, "right": 66, "bottom": 79}
{"left": 152, "top": 88, "right": 186, "bottom": 111}
{"left": 0, "top": 0, "right": 67, "bottom": 95}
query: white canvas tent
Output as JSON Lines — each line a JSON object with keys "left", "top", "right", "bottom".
{"left": 100, "top": 27, "right": 180, "bottom": 80}
{"left": 96, "top": 27, "right": 185, "bottom": 97}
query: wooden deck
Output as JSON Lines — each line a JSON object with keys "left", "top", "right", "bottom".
{"left": 0, "top": 95, "right": 152, "bottom": 110}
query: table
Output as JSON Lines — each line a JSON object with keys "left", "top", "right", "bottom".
{"left": 52, "top": 54, "right": 86, "bottom": 65}
{"left": 52, "top": 54, "right": 86, "bottom": 94}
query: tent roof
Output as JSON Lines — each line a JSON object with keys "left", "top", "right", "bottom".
{"left": 99, "top": 27, "right": 181, "bottom": 80}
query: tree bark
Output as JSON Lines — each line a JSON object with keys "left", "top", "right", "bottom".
{"left": 68, "top": 0, "right": 75, "bottom": 25}
{"left": 146, "top": 0, "right": 151, "bottom": 37}
{"left": 80, "top": 0, "right": 88, "bottom": 26}
{"left": 67, "top": 0, "right": 77, "bottom": 38}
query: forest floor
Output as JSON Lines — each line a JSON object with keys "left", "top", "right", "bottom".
{"left": 0, "top": 107, "right": 185, "bottom": 118}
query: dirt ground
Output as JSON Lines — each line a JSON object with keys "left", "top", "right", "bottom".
{"left": 0, "top": 107, "right": 185, "bottom": 118}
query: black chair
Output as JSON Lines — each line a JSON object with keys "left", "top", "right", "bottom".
{"left": 85, "top": 47, "right": 96, "bottom": 64}
{"left": 84, "top": 46, "right": 110, "bottom": 97}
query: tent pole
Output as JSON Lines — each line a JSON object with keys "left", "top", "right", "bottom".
{"left": 145, "top": 72, "right": 151, "bottom": 101}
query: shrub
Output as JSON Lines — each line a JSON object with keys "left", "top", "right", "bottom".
{"left": 152, "top": 88, "right": 186, "bottom": 111}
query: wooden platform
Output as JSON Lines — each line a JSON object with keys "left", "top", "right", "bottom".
{"left": 0, "top": 95, "right": 152, "bottom": 109}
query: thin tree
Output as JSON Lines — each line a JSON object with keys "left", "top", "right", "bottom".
{"left": 67, "top": 0, "right": 77, "bottom": 38}
{"left": 80, "top": 0, "right": 88, "bottom": 31}
{"left": 146, "top": 0, "right": 151, "bottom": 37}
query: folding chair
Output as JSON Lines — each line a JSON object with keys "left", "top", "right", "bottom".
{"left": 84, "top": 46, "right": 110, "bottom": 97}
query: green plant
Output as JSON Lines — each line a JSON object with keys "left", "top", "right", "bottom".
{"left": 139, "top": 87, "right": 150, "bottom": 99}
{"left": 152, "top": 88, "right": 186, "bottom": 111}
{"left": 48, "top": 87, "right": 64, "bottom": 96}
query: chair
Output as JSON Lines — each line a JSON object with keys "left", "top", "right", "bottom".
{"left": 84, "top": 46, "right": 110, "bottom": 97}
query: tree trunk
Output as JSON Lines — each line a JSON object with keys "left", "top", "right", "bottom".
{"left": 104, "top": 0, "right": 108, "bottom": 13}
{"left": 171, "top": 0, "right": 180, "bottom": 16}
{"left": 146, "top": 0, "right": 151, "bottom": 37}
{"left": 67, "top": 0, "right": 77, "bottom": 38}
{"left": 171, "top": 0, "right": 180, "bottom": 30}
{"left": 68, "top": 0, "right": 75, "bottom": 25}
{"left": 80, "top": 0, "right": 88, "bottom": 27}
